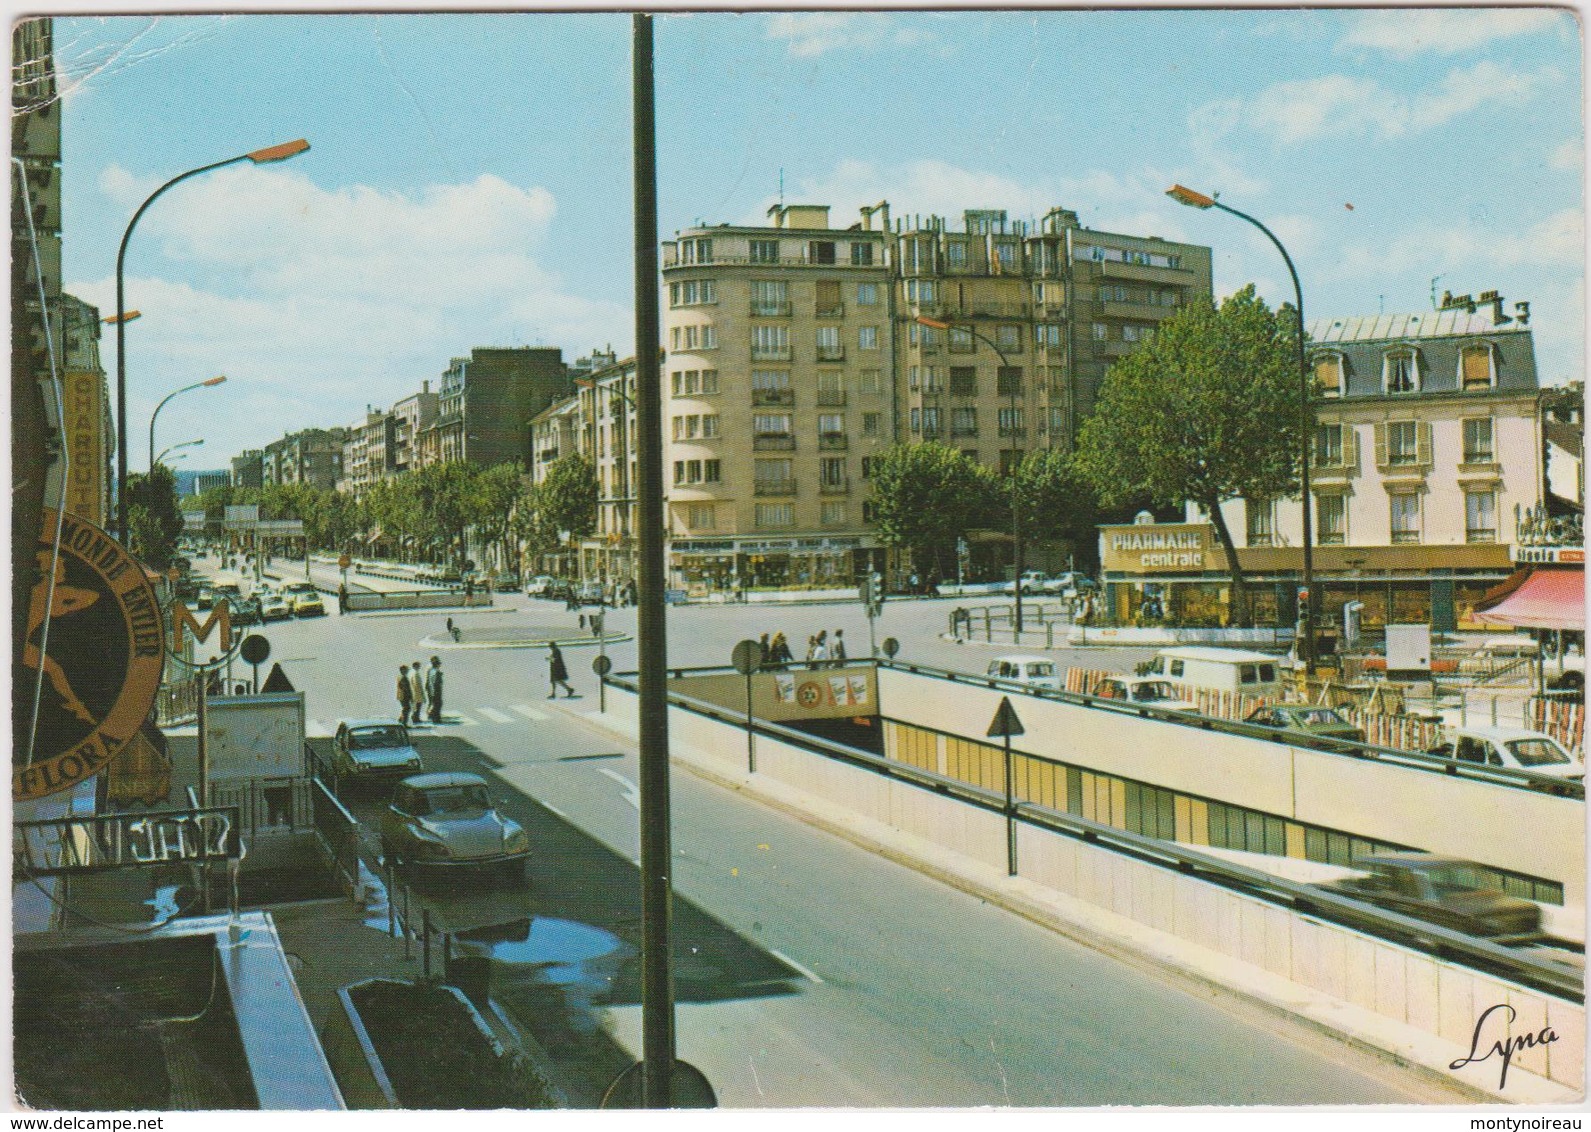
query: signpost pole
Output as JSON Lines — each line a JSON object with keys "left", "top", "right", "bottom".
{"left": 1003, "top": 731, "right": 1016, "bottom": 877}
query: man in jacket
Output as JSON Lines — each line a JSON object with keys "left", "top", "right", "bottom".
{"left": 410, "top": 662, "right": 427, "bottom": 724}
{"left": 397, "top": 664, "right": 413, "bottom": 725}
{"left": 425, "top": 657, "right": 444, "bottom": 724}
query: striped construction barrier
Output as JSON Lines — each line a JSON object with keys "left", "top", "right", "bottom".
{"left": 1527, "top": 697, "right": 1585, "bottom": 753}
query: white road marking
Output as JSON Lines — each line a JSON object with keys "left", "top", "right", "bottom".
{"left": 452, "top": 712, "right": 479, "bottom": 726}
{"left": 768, "top": 948, "right": 824, "bottom": 984}
{"left": 478, "top": 707, "right": 515, "bottom": 724}
{"left": 597, "top": 767, "right": 641, "bottom": 810}
{"left": 542, "top": 801, "right": 568, "bottom": 819}
{"left": 510, "top": 704, "right": 549, "bottom": 721}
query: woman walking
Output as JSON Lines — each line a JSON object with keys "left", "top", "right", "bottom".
{"left": 547, "top": 642, "right": 576, "bottom": 698}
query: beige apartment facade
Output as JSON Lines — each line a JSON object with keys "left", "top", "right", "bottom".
{"left": 661, "top": 202, "right": 1213, "bottom": 592}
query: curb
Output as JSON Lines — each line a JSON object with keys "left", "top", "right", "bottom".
{"left": 418, "top": 633, "right": 633, "bottom": 651}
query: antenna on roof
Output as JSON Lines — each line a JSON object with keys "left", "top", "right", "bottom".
{"left": 1430, "top": 275, "right": 1443, "bottom": 311}
{"left": 779, "top": 167, "right": 784, "bottom": 208}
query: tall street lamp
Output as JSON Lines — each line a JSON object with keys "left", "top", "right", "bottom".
{"left": 915, "top": 316, "right": 1027, "bottom": 633}
{"left": 150, "top": 376, "right": 226, "bottom": 472}
{"left": 115, "top": 138, "right": 310, "bottom": 545}
{"left": 156, "top": 438, "right": 204, "bottom": 466}
{"left": 1165, "top": 184, "right": 1315, "bottom": 669}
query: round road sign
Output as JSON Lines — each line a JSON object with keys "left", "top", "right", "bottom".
{"left": 730, "top": 638, "right": 762, "bottom": 675}
{"left": 239, "top": 634, "right": 271, "bottom": 667}
{"left": 592, "top": 654, "right": 613, "bottom": 677}
{"left": 882, "top": 637, "right": 900, "bottom": 658}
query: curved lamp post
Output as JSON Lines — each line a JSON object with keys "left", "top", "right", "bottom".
{"left": 156, "top": 438, "right": 204, "bottom": 466}
{"left": 150, "top": 376, "right": 225, "bottom": 471}
{"left": 1165, "top": 184, "right": 1315, "bottom": 668}
{"left": 115, "top": 138, "right": 310, "bottom": 544}
{"left": 916, "top": 315, "right": 1027, "bottom": 633}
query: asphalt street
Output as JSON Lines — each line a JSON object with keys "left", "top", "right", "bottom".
{"left": 198, "top": 568, "right": 1468, "bottom": 1105}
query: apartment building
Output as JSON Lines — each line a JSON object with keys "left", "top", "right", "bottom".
{"left": 339, "top": 408, "right": 396, "bottom": 496}
{"left": 390, "top": 383, "right": 438, "bottom": 476}
{"left": 1115, "top": 293, "right": 1548, "bottom": 631}
{"left": 660, "top": 202, "right": 1212, "bottom": 592}
{"left": 418, "top": 347, "right": 568, "bottom": 469}
{"left": 576, "top": 358, "right": 639, "bottom": 582}
{"left": 231, "top": 449, "right": 264, "bottom": 490}
{"left": 263, "top": 427, "right": 347, "bottom": 490}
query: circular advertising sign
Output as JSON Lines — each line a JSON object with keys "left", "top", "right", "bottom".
{"left": 16, "top": 511, "right": 165, "bottom": 800}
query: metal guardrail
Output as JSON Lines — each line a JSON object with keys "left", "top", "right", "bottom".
{"left": 605, "top": 669, "right": 1583, "bottom": 1002}
{"left": 342, "top": 589, "right": 495, "bottom": 613}
{"left": 874, "top": 658, "right": 1585, "bottom": 800}
{"left": 309, "top": 743, "right": 362, "bottom": 897}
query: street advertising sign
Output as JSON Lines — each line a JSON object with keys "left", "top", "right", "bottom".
{"left": 224, "top": 504, "right": 260, "bottom": 526}
{"left": 167, "top": 597, "right": 244, "bottom": 671}
{"left": 1099, "top": 522, "right": 1213, "bottom": 573}
{"left": 13, "top": 805, "right": 241, "bottom": 876}
{"left": 17, "top": 510, "right": 165, "bottom": 801}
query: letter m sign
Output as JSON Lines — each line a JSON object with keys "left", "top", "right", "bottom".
{"left": 170, "top": 600, "right": 234, "bottom": 663}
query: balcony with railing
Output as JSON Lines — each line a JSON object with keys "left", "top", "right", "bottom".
{"left": 1101, "top": 299, "right": 1174, "bottom": 321}
{"left": 815, "top": 344, "right": 846, "bottom": 362}
{"left": 752, "top": 388, "right": 794, "bottom": 406}
{"left": 818, "top": 433, "right": 849, "bottom": 450}
{"left": 819, "top": 477, "right": 850, "bottom": 495}
{"left": 753, "top": 478, "right": 797, "bottom": 496}
{"left": 751, "top": 346, "right": 793, "bottom": 362}
{"left": 754, "top": 434, "right": 796, "bottom": 451}
{"left": 815, "top": 390, "right": 847, "bottom": 406}
{"left": 815, "top": 302, "right": 845, "bottom": 318}
{"left": 1095, "top": 259, "right": 1197, "bottom": 286}
{"left": 750, "top": 302, "right": 792, "bottom": 317}
{"left": 998, "top": 426, "right": 1027, "bottom": 439}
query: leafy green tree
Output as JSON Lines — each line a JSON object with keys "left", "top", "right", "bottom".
{"left": 537, "top": 454, "right": 598, "bottom": 548}
{"left": 868, "top": 442, "right": 996, "bottom": 582}
{"left": 469, "top": 463, "right": 530, "bottom": 573}
{"left": 125, "top": 464, "right": 185, "bottom": 569}
{"left": 1073, "top": 286, "right": 1302, "bottom": 625}
{"left": 1011, "top": 449, "right": 1109, "bottom": 572}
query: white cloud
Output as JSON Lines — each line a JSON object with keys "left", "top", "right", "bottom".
{"left": 765, "top": 13, "right": 935, "bottom": 58}
{"left": 1550, "top": 137, "right": 1583, "bottom": 170}
{"left": 1193, "top": 61, "right": 1557, "bottom": 145}
{"left": 73, "top": 164, "right": 631, "bottom": 463}
{"left": 1323, "top": 208, "right": 1583, "bottom": 279}
{"left": 1340, "top": 9, "right": 1564, "bottom": 58}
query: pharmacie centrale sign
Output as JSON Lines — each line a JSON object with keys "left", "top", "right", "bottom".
{"left": 1100, "top": 523, "right": 1212, "bottom": 572}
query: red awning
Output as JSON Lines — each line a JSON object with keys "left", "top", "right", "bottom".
{"left": 1473, "top": 567, "right": 1584, "bottom": 632}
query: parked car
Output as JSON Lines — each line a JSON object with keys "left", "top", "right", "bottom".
{"left": 259, "top": 592, "right": 294, "bottom": 622}
{"left": 293, "top": 592, "right": 326, "bottom": 618}
{"left": 1312, "top": 854, "right": 1542, "bottom": 940}
{"left": 1243, "top": 704, "right": 1366, "bottom": 749}
{"left": 985, "top": 655, "right": 1062, "bottom": 691}
{"left": 1037, "top": 571, "right": 1095, "bottom": 596}
{"left": 524, "top": 575, "right": 557, "bottom": 597}
{"left": 226, "top": 596, "right": 263, "bottom": 627}
{"left": 492, "top": 571, "right": 521, "bottom": 592}
{"left": 1425, "top": 726, "right": 1583, "bottom": 782}
{"left": 1005, "top": 570, "right": 1052, "bottom": 595}
{"left": 1090, "top": 676, "right": 1200, "bottom": 711}
{"left": 380, "top": 771, "right": 530, "bottom": 876}
{"left": 195, "top": 587, "right": 215, "bottom": 610}
{"left": 332, "top": 720, "right": 424, "bottom": 782}
{"left": 1146, "top": 646, "right": 1287, "bottom": 698}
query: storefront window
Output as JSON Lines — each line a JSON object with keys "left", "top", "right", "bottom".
{"left": 1390, "top": 583, "right": 1430, "bottom": 624}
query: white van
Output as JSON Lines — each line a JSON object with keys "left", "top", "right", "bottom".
{"left": 985, "top": 655, "right": 1062, "bottom": 691}
{"left": 1146, "top": 646, "right": 1286, "bottom": 698}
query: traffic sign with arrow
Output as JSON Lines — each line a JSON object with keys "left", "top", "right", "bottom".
{"left": 987, "top": 696, "right": 1025, "bottom": 739}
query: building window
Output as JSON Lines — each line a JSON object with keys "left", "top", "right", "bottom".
{"left": 850, "top": 242, "right": 873, "bottom": 266}
{"left": 995, "top": 325, "right": 1021, "bottom": 352}
{"left": 754, "top": 414, "right": 793, "bottom": 437}
{"left": 996, "top": 367, "right": 1023, "bottom": 397}
{"left": 668, "top": 279, "right": 716, "bottom": 307}
{"left": 704, "top": 459, "right": 721, "bottom": 483}
{"left": 947, "top": 241, "right": 968, "bottom": 269}
{"left": 818, "top": 413, "right": 844, "bottom": 438}
{"left": 998, "top": 406, "right": 1024, "bottom": 436}
{"left": 949, "top": 366, "right": 977, "bottom": 396}
{"left": 820, "top": 457, "right": 846, "bottom": 486}
{"left": 679, "top": 238, "right": 713, "bottom": 264}
{"left": 754, "top": 458, "right": 793, "bottom": 488}
{"left": 910, "top": 407, "right": 921, "bottom": 433}
{"left": 862, "top": 412, "right": 880, "bottom": 437}
{"left": 1390, "top": 493, "right": 1421, "bottom": 544}
{"left": 687, "top": 505, "right": 716, "bottom": 530}
{"left": 1466, "top": 491, "right": 1497, "bottom": 543}
{"left": 1036, "top": 323, "right": 1063, "bottom": 348}
{"left": 677, "top": 324, "right": 716, "bottom": 350}
{"left": 821, "top": 501, "right": 847, "bottom": 525}
{"left": 755, "top": 503, "right": 795, "bottom": 528}
{"left": 860, "top": 457, "right": 874, "bottom": 479}
{"left": 858, "top": 326, "right": 879, "bottom": 351}
{"left": 1386, "top": 420, "right": 1420, "bottom": 465}
{"left": 1121, "top": 325, "right": 1146, "bottom": 343}
{"left": 858, "top": 368, "right": 882, "bottom": 394}
{"left": 951, "top": 406, "right": 978, "bottom": 437}
{"left": 1315, "top": 423, "right": 1344, "bottom": 467}
{"left": 1091, "top": 323, "right": 1108, "bottom": 341}
{"left": 749, "top": 239, "right": 780, "bottom": 264}
{"left": 910, "top": 365, "right": 942, "bottom": 392}
{"left": 1246, "top": 498, "right": 1274, "bottom": 547}
{"left": 922, "top": 407, "right": 942, "bottom": 435}
{"left": 949, "top": 327, "right": 975, "bottom": 353}
{"left": 1383, "top": 349, "right": 1419, "bottom": 394}
{"left": 856, "top": 282, "right": 879, "bottom": 306}
{"left": 905, "top": 279, "right": 935, "bottom": 305}
{"left": 808, "top": 241, "right": 836, "bottom": 265}
{"left": 1317, "top": 495, "right": 1346, "bottom": 545}
{"left": 908, "top": 320, "right": 938, "bottom": 347}
{"left": 816, "top": 326, "right": 843, "bottom": 360}
{"left": 996, "top": 241, "right": 1018, "bottom": 270}
{"left": 1463, "top": 417, "right": 1495, "bottom": 463}
{"left": 671, "top": 369, "right": 718, "bottom": 396}
{"left": 1460, "top": 344, "right": 1496, "bottom": 389}
{"left": 862, "top": 501, "right": 876, "bottom": 522}
{"left": 815, "top": 280, "right": 843, "bottom": 317}
{"left": 1048, "top": 406, "right": 1067, "bottom": 434}
{"left": 751, "top": 280, "right": 789, "bottom": 316}
{"left": 752, "top": 325, "right": 790, "bottom": 360}
{"left": 674, "top": 459, "right": 714, "bottom": 485}
{"left": 1314, "top": 353, "right": 1344, "bottom": 396}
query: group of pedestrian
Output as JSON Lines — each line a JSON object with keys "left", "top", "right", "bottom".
{"left": 396, "top": 656, "right": 445, "bottom": 725}
{"left": 754, "top": 628, "right": 848, "bottom": 669}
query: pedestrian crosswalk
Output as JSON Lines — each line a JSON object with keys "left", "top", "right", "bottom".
{"left": 309, "top": 702, "right": 557, "bottom": 735}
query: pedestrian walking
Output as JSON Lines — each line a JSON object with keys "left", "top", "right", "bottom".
{"left": 410, "top": 662, "right": 426, "bottom": 724}
{"left": 547, "top": 642, "right": 576, "bottom": 698}
{"left": 397, "top": 664, "right": 414, "bottom": 725}
{"left": 807, "top": 634, "right": 828, "bottom": 669}
{"left": 758, "top": 632, "right": 772, "bottom": 670}
{"left": 447, "top": 616, "right": 461, "bottom": 642}
{"left": 425, "top": 656, "right": 444, "bottom": 724}
{"left": 831, "top": 629, "right": 846, "bottom": 665}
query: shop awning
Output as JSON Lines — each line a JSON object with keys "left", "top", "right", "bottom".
{"left": 1472, "top": 567, "right": 1583, "bottom": 632}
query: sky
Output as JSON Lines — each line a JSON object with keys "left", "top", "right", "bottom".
{"left": 48, "top": 8, "right": 1585, "bottom": 471}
